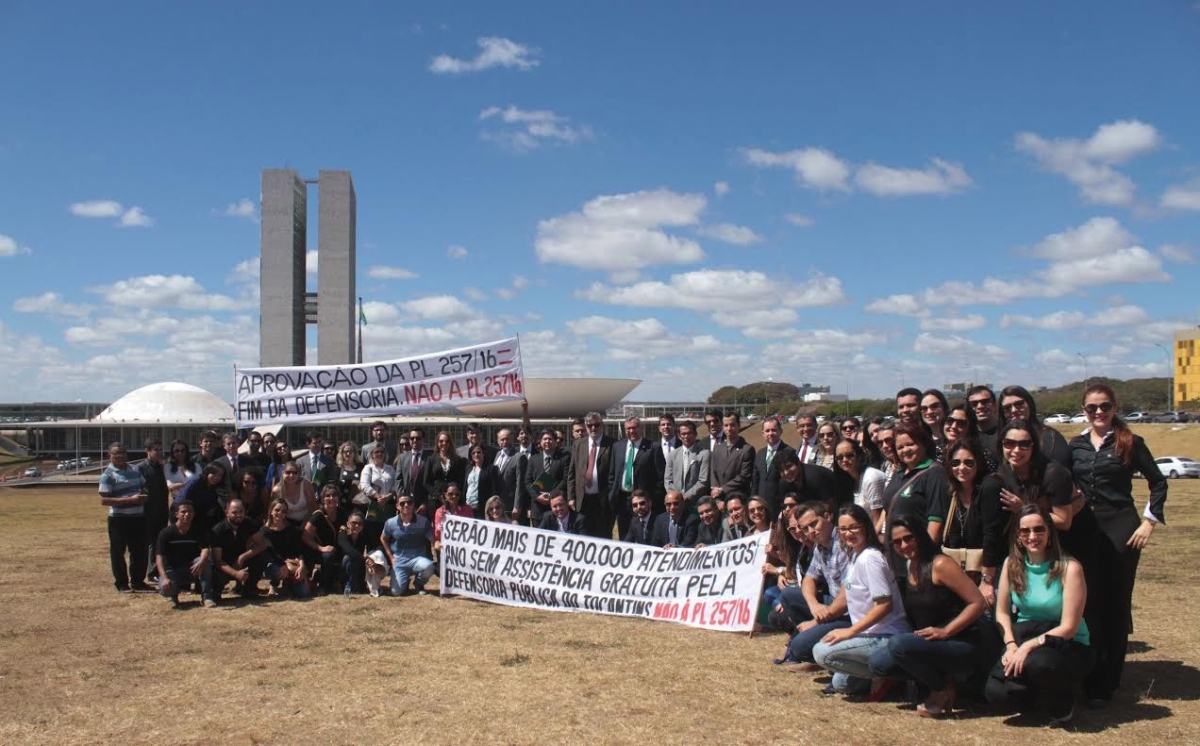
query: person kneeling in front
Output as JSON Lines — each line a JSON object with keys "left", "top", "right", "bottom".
{"left": 155, "top": 500, "right": 214, "bottom": 609}
{"left": 211, "top": 498, "right": 267, "bottom": 600}
{"left": 811, "top": 504, "right": 910, "bottom": 698}
{"left": 778, "top": 502, "right": 851, "bottom": 669}
{"left": 382, "top": 496, "right": 435, "bottom": 596}
{"left": 539, "top": 493, "right": 586, "bottom": 534}
{"left": 985, "top": 504, "right": 1092, "bottom": 727}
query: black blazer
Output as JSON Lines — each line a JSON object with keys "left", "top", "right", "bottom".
{"left": 695, "top": 519, "right": 725, "bottom": 547}
{"left": 539, "top": 510, "right": 587, "bottom": 534}
{"left": 395, "top": 448, "right": 433, "bottom": 504}
{"left": 461, "top": 463, "right": 499, "bottom": 517}
{"left": 522, "top": 449, "right": 571, "bottom": 521}
{"left": 650, "top": 512, "right": 700, "bottom": 548}
{"left": 609, "top": 437, "right": 663, "bottom": 511}
{"left": 779, "top": 464, "right": 847, "bottom": 514}
{"left": 751, "top": 443, "right": 797, "bottom": 515}
{"left": 423, "top": 453, "right": 467, "bottom": 507}
{"left": 623, "top": 512, "right": 659, "bottom": 545}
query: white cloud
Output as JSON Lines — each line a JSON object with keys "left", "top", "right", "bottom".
{"left": 91, "top": 274, "right": 254, "bottom": 311}
{"left": 760, "top": 328, "right": 887, "bottom": 369}
{"left": 854, "top": 158, "right": 972, "bottom": 197}
{"left": 913, "top": 332, "right": 1008, "bottom": 361}
{"left": 220, "top": 198, "right": 258, "bottom": 220}
{"left": 228, "top": 257, "right": 260, "bottom": 283}
{"left": 864, "top": 293, "right": 925, "bottom": 316}
{"left": 713, "top": 181, "right": 730, "bottom": 197}
{"left": 565, "top": 315, "right": 728, "bottom": 361}
{"left": 307, "top": 250, "right": 319, "bottom": 274}
{"left": 399, "top": 295, "right": 478, "bottom": 321}
{"left": 69, "top": 200, "right": 123, "bottom": 218}
{"left": 696, "top": 222, "right": 763, "bottom": 246}
{"left": 0, "top": 234, "right": 32, "bottom": 256}
{"left": 535, "top": 189, "right": 707, "bottom": 273}
{"left": 119, "top": 206, "right": 153, "bottom": 227}
{"left": 578, "top": 269, "right": 845, "bottom": 312}
{"left": 446, "top": 245, "right": 469, "bottom": 260}
{"left": 1159, "top": 244, "right": 1195, "bottom": 264}
{"left": 12, "top": 291, "right": 91, "bottom": 319}
{"left": 429, "top": 36, "right": 539, "bottom": 74}
{"left": 1015, "top": 119, "right": 1161, "bottom": 206}
{"left": 463, "top": 287, "right": 488, "bottom": 301}
{"left": 1161, "top": 179, "right": 1200, "bottom": 211}
{"left": 1041, "top": 246, "right": 1169, "bottom": 288}
{"left": 479, "top": 105, "right": 592, "bottom": 152}
{"left": 367, "top": 265, "right": 419, "bottom": 280}
{"left": 919, "top": 314, "right": 986, "bottom": 331}
{"left": 783, "top": 213, "right": 814, "bottom": 227}
{"left": 1031, "top": 216, "right": 1134, "bottom": 260}
{"left": 742, "top": 147, "right": 852, "bottom": 192}
{"left": 1001, "top": 304, "right": 1151, "bottom": 330}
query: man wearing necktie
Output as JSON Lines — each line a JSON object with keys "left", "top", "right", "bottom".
{"left": 709, "top": 413, "right": 755, "bottom": 511}
{"left": 608, "top": 417, "right": 659, "bottom": 541}
{"left": 651, "top": 490, "right": 698, "bottom": 548}
{"left": 568, "top": 412, "right": 614, "bottom": 539}
{"left": 538, "top": 494, "right": 585, "bottom": 534}
{"left": 491, "top": 428, "right": 526, "bottom": 519}
{"left": 751, "top": 417, "right": 797, "bottom": 515}
{"left": 622, "top": 490, "right": 656, "bottom": 544}
{"left": 394, "top": 429, "right": 431, "bottom": 515}
{"left": 299, "top": 430, "right": 336, "bottom": 487}
{"left": 795, "top": 415, "right": 819, "bottom": 464}
{"left": 665, "top": 420, "right": 711, "bottom": 504}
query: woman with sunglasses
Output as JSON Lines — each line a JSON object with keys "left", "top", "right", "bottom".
{"left": 880, "top": 421, "right": 950, "bottom": 551}
{"left": 943, "top": 404, "right": 999, "bottom": 473}
{"left": 1070, "top": 383, "right": 1167, "bottom": 705}
{"left": 920, "top": 389, "right": 950, "bottom": 460}
{"left": 261, "top": 497, "right": 310, "bottom": 599}
{"left": 839, "top": 416, "right": 862, "bottom": 445}
{"left": 812, "top": 504, "right": 910, "bottom": 697}
{"left": 338, "top": 511, "right": 369, "bottom": 594}
{"left": 832, "top": 439, "right": 886, "bottom": 525}
{"left": 164, "top": 439, "right": 195, "bottom": 504}
{"left": 333, "top": 441, "right": 362, "bottom": 513}
{"left": 869, "top": 515, "right": 987, "bottom": 718}
{"left": 979, "top": 419, "right": 1095, "bottom": 608}
{"left": 270, "top": 460, "right": 316, "bottom": 529}
{"left": 941, "top": 439, "right": 990, "bottom": 583}
{"left": 432, "top": 483, "right": 475, "bottom": 558}
{"left": 985, "top": 504, "right": 1091, "bottom": 726}
{"left": 814, "top": 421, "right": 842, "bottom": 470}
{"left": 423, "top": 430, "right": 466, "bottom": 519}
{"left": 265, "top": 442, "right": 293, "bottom": 491}
{"left": 230, "top": 467, "right": 269, "bottom": 521}
{"left": 464, "top": 444, "right": 498, "bottom": 518}
{"left": 746, "top": 495, "right": 773, "bottom": 535}
{"left": 303, "top": 485, "right": 347, "bottom": 595}
{"left": 873, "top": 420, "right": 901, "bottom": 487}
{"left": 999, "top": 385, "right": 1071, "bottom": 470}
{"left": 762, "top": 505, "right": 808, "bottom": 630}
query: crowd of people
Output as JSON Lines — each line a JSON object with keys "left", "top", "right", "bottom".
{"left": 98, "top": 382, "right": 1166, "bottom": 725}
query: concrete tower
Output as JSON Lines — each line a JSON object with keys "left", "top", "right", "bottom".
{"left": 317, "top": 170, "right": 356, "bottom": 365}
{"left": 259, "top": 169, "right": 307, "bottom": 367}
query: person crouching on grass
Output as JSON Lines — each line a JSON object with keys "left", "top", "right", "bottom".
{"left": 155, "top": 500, "right": 214, "bottom": 609}
{"left": 261, "top": 498, "right": 310, "bottom": 599}
{"left": 381, "top": 495, "right": 435, "bottom": 596}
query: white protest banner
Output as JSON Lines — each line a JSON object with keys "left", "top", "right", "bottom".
{"left": 440, "top": 516, "right": 768, "bottom": 633}
{"left": 234, "top": 337, "right": 524, "bottom": 428}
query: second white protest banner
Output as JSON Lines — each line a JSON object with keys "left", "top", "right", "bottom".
{"left": 440, "top": 516, "right": 768, "bottom": 633}
{"left": 234, "top": 337, "right": 523, "bottom": 428}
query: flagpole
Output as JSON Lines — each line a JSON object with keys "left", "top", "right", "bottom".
{"left": 357, "top": 296, "right": 364, "bottom": 364}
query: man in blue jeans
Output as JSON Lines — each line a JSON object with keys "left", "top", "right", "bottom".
{"left": 155, "top": 500, "right": 214, "bottom": 608}
{"left": 381, "top": 496, "right": 435, "bottom": 596}
{"left": 779, "top": 502, "right": 852, "bottom": 680}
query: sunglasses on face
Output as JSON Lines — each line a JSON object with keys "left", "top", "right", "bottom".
{"left": 1002, "top": 401, "right": 1027, "bottom": 413}
{"left": 949, "top": 458, "right": 976, "bottom": 468}
{"left": 841, "top": 424, "right": 858, "bottom": 432}
{"left": 837, "top": 524, "right": 864, "bottom": 535}
{"left": 835, "top": 452, "right": 856, "bottom": 461}
{"left": 945, "top": 417, "right": 969, "bottom": 428}
{"left": 748, "top": 506, "right": 765, "bottom": 513}
{"left": 348, "top": 521, "right": 363, "bottom": 527}
{"left": 1018, "top": 525, "right": 1048, "bottom": 538}
{"left": 891, "top": 534, "right": 918, "bottom": 548}
{"left": 969, "top": 399, "right": 993, "bottom": 409}
{"left": 1002, "top": 438, "right": 1033, "bottom": 451}
{"left": 919, "top": 404, "right": 942, "bottom": 412}
{"left": 1084, "top": 402, "right": 1114, "bottom": 414}
{"left": 284, "top": 471, "right": 298, "bottom": 476}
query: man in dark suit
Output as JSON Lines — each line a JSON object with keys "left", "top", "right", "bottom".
{"left": 710, "top": 413, "right": 755, "bottom": 510}
{"left": 622, "top": 489, "right": 657, "bottom": 545}
{"left": 457, "top": 423, "right": 497, "bottom": 464}
{"left": 491, "top": 427, "right": 526, "bottom": 518}
{"left": 538, "top": 494, "right": 586, "bottom": 534}
{"left": 694, "top": 496, "right": 725, "bottom": 547}
{"left": 666, "top": 420, "right": 710, "bottom": 503}
{"left": 650, "top": 490, "right": 699, "bottom": 548}
{"left": 521, "top": 430, "right": 571, "bottom": 526}
{"left": 395, "top": 428, "right": 433, "bottom": 516}
{"left": 213, "top": 432, "right": 242, "bottom": 495}
{"left": 776, "top": 450, "right": 848, "bottom": 514}
{"left": 239, "top": 432, "right": 271, "bottom": 469}
{"left": 700, "top": 409, "right": 726, "bottom": 451}
{"left": 751, "top": 416, "right": 797, "bottom": 516}
{"left": 653, "top": 413, "right": 677, "bottom": 494}
{"left": 568, "top": 411, "right": 615, "bottom": 539}
{"left": 297, "top": 430, "right": 338, "bottom": 488}
{"left": 609, "top": 417, "right": 662, "bottom": 541}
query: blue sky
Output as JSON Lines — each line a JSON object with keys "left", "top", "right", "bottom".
{"left": 2, "top": 2, "right": 1199, "bottom": 404}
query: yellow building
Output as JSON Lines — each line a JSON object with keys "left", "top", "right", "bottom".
{"left": 1174, "top": 329, "right": 1200, "bottom": 406}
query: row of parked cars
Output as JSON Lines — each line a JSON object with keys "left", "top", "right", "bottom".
{"left": 1043, "top": 411, "right": 1191, "bottom": 425}
{"left": 54, "top": 457, "right": 92, "bottom": 471}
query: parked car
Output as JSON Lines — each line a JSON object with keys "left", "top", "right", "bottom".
{"left": 23, "top": 467, "right": 42, "bottom": 478}
{"left": 1070, "top": 413, "right": 1089, "bottom": 424}
{"left": 1156, "top": 457, "right": 1200, "bottom": 479}
{"left": 1043, "top": 414, "right": 1071, "bottom": 424}
{"left": 80, "top": 457, "right": 93, "bottom": 466}
{"left": 1155, "top": 411, "right": 1190, "bottom": 423}
{"left": 1124, "top": 411, "right": 1150, "bottom": 422}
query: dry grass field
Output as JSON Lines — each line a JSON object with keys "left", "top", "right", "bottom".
{"left": 1, "top": 425, "right": 1198, "bottom": 745}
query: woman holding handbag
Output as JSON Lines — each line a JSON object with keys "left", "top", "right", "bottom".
{"left": 940, "top": 439, "right": 989, "bottom": 586}
{"left": 985, "top": 504, "right": 1092, "bottom": 726}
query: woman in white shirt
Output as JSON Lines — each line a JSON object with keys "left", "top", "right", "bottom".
{"left": 833, "top": 439, "right": 886, "bottom": 525}
{"left": 359, "top": 445, "right": 397, "bottom": 551}
{"left": 163, "top": 439, "right": 195, "bottom": 502}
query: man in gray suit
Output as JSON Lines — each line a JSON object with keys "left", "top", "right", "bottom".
{"left": 665, "top": 420, "right": 710, "bottom": 504}
{"left": 456, "top": 423, "right": 496, "bottom": 464}
{"left": 568, "top": 411, "right": 615, "bottom": 539}
{"left": 710, "top": 413, "right": 755, "bottom": 511}
{"left": 491, "top": 427, "right": 526, "bottom": 518}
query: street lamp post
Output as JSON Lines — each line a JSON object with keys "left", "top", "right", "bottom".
{"left": 1077, "top": 352, "right": 1088, "bottom": 386}
{"left": 1155, "top": 343, "right": 1173, "bottom": 410}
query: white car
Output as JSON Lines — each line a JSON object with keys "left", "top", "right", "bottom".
{"left": 1070, "top": 413, "right": 1089, "bottom": 424}
{"left": 1043, "top": 414, "right": 1071, "bottom": 424}
{"left": 23, "top": 467, "right": 42, "bottom": 478}
{"left": 1156, "top": 457, "right": 1200, "bottom": 479}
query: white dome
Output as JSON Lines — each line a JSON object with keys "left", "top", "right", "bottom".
{"left": 95, "top": 382, "right": 233, "bottom": 423}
